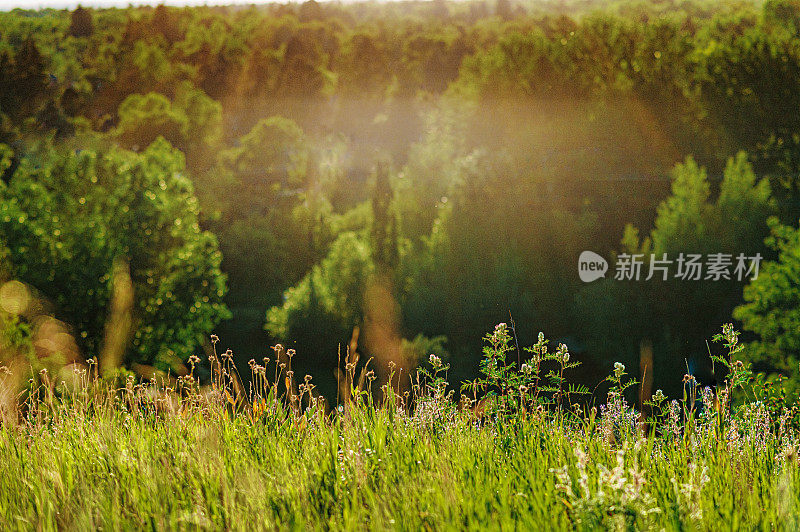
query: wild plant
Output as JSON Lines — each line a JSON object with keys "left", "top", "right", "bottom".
{"left": 599, "top": 362, "right": 640, "bottom": 444}
{"left": 1, "top": 322, "right": 800, "bottom": 530}
{"left": 538, "top": 339, "right": 590, "bottom": 414}
{"left": 412, "top": 354, "right": 457, "bottom": 430}
{"left": 643, "top": 388, "right": 667, "bottom": 434}
{"left": 466, "top": 323, "right": 588, "bottom": 422}
{"left": 711, "top": 323, "right": 750, "bottom": 394}
{"left": 711, "top": 322, "right": 800, "bottom": 432}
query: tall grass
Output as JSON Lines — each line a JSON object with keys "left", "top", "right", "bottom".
{"left": 0, "top": 324, "right": 799, "bottom": 530}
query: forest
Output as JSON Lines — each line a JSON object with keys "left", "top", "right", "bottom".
{"left": 3, "top": 0, "right": 800, "bottom": 404}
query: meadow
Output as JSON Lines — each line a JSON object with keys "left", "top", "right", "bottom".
{"left": 4, "top": 2, "right": 800, "bottom": 529}
{"left": 0, "top": 323, "right": 797, "bottom": 531}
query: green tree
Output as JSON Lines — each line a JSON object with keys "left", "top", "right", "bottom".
{"left": 267, "top": 232, "right": 373, "bottom": 343}
{"left": 734, "top": 217, "right": 800, "bottom": 381}
{"left": 266, "top": 232, "right": 374, "bottom": 397}
{"left": 400, "top": 151, "right": 598, "bottom": 384}
{"left": 202, "top": 116, "right": 315, "bottom": 304}
{"left": 114, "top": 85, "right": 221, "bottom": 159}
{"left": 579, "top": 153, "right": 774, "bottom": 395}
{"left": 68, "top": 6, "right": 94, "bottom": 38}
{"left": 0, "top": 38, "right": 50, "bottom": 125}
{"left": 695, "top": 10, "right": 800, "bottom": 182}
{"left": 0, "top": 139, "right": 229, "bottom": 370}
{"left": 217, "top": 116, "right": 308, "bottom": 201}
{"left": 115, "top": 92, "right": 187, "bottom": 151}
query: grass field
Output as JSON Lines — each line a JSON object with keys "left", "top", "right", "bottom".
{"left": 0, "top": 324, "right": 798, "bottom": 531}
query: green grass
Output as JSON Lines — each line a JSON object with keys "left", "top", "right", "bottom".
{"left": 1, "top": 325, "right": 799, "bottom": 530}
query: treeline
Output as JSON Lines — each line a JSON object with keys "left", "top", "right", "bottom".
{"left": 2, "top": 0, "right": 800, "bottom": 399}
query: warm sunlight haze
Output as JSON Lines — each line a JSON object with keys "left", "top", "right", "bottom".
{"left": 2, "top": 0, "right": 800, "bottom": 529}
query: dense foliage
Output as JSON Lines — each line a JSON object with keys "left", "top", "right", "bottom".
{"left": 0, "top": 139, "right": 228, "bottom": 370}
{"left": 3, "top": 0, "right": 800, "bottom": 395}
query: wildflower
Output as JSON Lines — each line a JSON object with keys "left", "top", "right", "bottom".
{"left": 666, "top": 400, "right": 682, "bottom": 440}
{"left": 613, "top": 361, "right": 625, "bottom": 378}
{"left": 652, "top": 389, "right": 666, "bottom": 403}
{"left": 429, "top": 354, "right": 442, "bottom": 368}
{"left": 557, "top": 343, "right": 569, "bottom": 364}
{"left": 210, "top": 334, "right": 219, "bottom": 344}
{"left": 701, "top": 386, "right": 715, "bottom": 412}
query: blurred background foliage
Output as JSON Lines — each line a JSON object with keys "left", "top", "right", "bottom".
{"left": 3, "top": 0, "right": 800, "bottom": 400}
